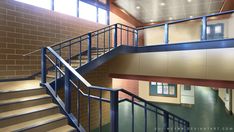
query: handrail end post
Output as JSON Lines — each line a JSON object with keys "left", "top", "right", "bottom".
{"left": 64, "top": 67, "right": 71, "bottom": 113}
{"left": 202, "top": 16, "right": 207, "bottom": 41}
{"left": 41, "top": 47, "right": 46, "bottom": 84}
{"left": 114, "top": 24, "right": 118, "bottom": 48}
{"left": 186, "top": 122, "right": 190, "bottom": 132}
{"left": 110, "top": 90, "right": 119, "bottom": 132}
{"left": 164, "top": 23, "right": 169, "bottom": 44}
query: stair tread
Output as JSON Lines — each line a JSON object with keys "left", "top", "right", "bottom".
{"left": 0, "top": 80, "right": 41, "bottom": 92}
{"left": 0, "top": 103, "right": 57, "bottom": 120}
{"left": 0, "top": 113, "right": 66, "bottom": 132}
{"left": 48, "top": 125, "right": 76, "bottom": 132}
{"left": 0, "top": 94, "right": 50, "bottom": 105}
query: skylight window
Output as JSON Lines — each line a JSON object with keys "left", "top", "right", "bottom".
{"left": 54, "top": 0, "right": 77, "bottom": 17}
{"left": 79, "top": 1, "right": 97, "bottom": 22}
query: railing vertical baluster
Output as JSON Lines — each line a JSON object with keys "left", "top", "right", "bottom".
{"left": 120, "top": 25, "right": 122, "bottom": 45}
{"left": 178, "top": 121, "right": 181, "bottom": 132}
{"left": 173, "top": 117, "right": 175, "bottom": 132}
{"left": 88, "top": 33, "right": 92, "bottom": 62}
{"left": 59, "top": 45, "right": 61, "bottom": 77}
{"left": 127, "top": 27, "right": 129, "bottom": 46}
{"left": 77, "top": 81, "right": 80, "bottom": 126}
{"left": 144, "top": 102, "right": 147, "bottom": 132}
{"left": 164, "top": 23, "right": 169, "bottom": 44}
{"left": 88, "top": 87, "right": 91, "bottom": 132}
{"left": 202, "top": 16, "right": 207, "bottom": 40}
{"left": 108, "top": 27, "right": 111, "bottom": 51}
{"left": 55, "top": 58, "right": 58, "bottom": 97}
{"left": 79, "top": 38, "right": 81, "bottom": 67}
{"left": 132, "top": 30, "right": 134, "bottom": 46}
{"left": 155, "top": 108, "right": 158, "bottom": 132}
{"left": 96, "top": 31, "right": 99, "bottom": 58}
{"left": 110, "top": 90, "right": 119, "bottom": 132}
{"left": 131, "top": 96, "right": 134, "bottom": 132}
{"left": 104, "top": 29, "right": 106, "bottom": 54}
{"left": 114, "top": 24, "right": 118, "bottom": 48}
{"left": 163, "top": 112, "right": 169, "bottom": 132}
{"left": 69, "top": 42, "right": 71, "bottom": 65}
{"left": 186, "top": 122, "right": 190, "bottom": 132}
{"left": 99, "top": 90, "right": 102, "bottom": 132}
{"left": 41, "top": 47, "right": 46, "bottom": 84}
{"left": 64, "top": 67, "right": 71, "bottom": 113}
{"left": 134, "top": 30, "right": 138, "bottom": 47}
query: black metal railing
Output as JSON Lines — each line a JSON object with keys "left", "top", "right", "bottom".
{"left": 41, "top": 46, "right": 189, "bottom": 132}
{"left": 40, "top": 10, "right": 234, "bottom": 132}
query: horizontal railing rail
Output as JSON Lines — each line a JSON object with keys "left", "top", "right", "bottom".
{"left": 41, "top": 46, "right": 189, "bottom": 132}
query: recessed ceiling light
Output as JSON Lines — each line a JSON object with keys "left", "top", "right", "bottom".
{"left": 150, "top": 20, "right": 154, "bottom": 22}
{"left": 188, "top": 0, "right": 192, "bottom": 2}
{"left": 169, "top": 17, "right": 173, "bottom": 20}
{"left": 160, "top": 3, "right": 165, "bottom": 6}
{"left": 189, "top": 16, "right": 193, "bottom": 18}
{"left": 136, "top": 6, "right": 141, "bottom": 9}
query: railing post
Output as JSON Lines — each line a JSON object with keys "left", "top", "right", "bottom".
{"left": 110, "top": 90, "right": 119, "bottom": 132}
{"left": 114, "top": 24, "right": 118, "bottom": 48}
{"left": 41, "top": 47, "right": 46, "bottom": 84}
{"left": 134, "top": 30, "right": 138, "bottom": 47}
{"left": 88, "top": 32, "right": 92, "bottom": 62}
{"left": 202, "top": 16, "right": 207, "bottom": 40}
{"left": 163, "top": 112, "right": 169, "bottom": 132}
{"left": 164, "top": 23, "right": 169, "bottom": 44}
{"left": 64, "top": 67, "right": 71, "bottom": 113}
{"left": 186, "top": 122, "right": 190, "bottom": 132}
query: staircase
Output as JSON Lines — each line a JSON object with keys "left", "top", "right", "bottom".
{"left": 0, "top": 80, "right": 76, "bottom": 132}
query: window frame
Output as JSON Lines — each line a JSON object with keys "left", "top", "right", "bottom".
{"left": 15, "top": 0, "right": 110, "bottom": 25}
{"left": 201, "top": 23, "right": 224, "bottom": 40}
{"left": 149, "top": 82, "right": 177, "bottom": 97}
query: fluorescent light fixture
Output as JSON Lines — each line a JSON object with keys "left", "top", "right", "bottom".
{"left": 160, "top": 3, "right": 165, "bottom": 6}
{"left": 136, "top": 6, "right": 141, "bottom": 9}
{"left": 189, "top": 16, "right": 193, "bottom": 18}
{"left": 188, "top": 0, "right": 192, "bottom": 2}
{"left": 169, "top": 17, "right": 173, "bottom": 20}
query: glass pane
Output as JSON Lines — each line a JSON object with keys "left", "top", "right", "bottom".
{"left": 207, "top": 26, "right": 211, "bottom": 34}
{"left": 163, "top": 86, "right": 168, "bottom": 94}
{"left": 169, "top": 87, "right": 175, "bottom": 95}
{"left": 98, "top": 8, "right": 107, "bottom": 25}
{"left": 215, "top": 25, "right": 222, "bottom": 34}
{"left": 157, "top": 86, "right": 163, "bottom": 94}
{"left": 54, "top": 0, "right": 77, "bottom": 17}
{"left": 15, "top": 0, "right": 51, "bottom": 10}
{"left": 79, "top": 1, "right": 97, "bottom": 22}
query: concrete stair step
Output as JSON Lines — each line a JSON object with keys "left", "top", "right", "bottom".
{"left": 0, "top": 113, "right": 67, "bottom": 132}
{"left": 0, "top": 87, "right": 45, "bottom": 100}
{"left": 0, "top": 103, "right": 59, "bottom": 127}
{"left": 0, "top": 94, "right": 52, "bottom": 112}
{"left": 0, "top": 80, "right": 41, "bottom": 92}
{"left": 48, "top": 125, "right": 76, "bottom": 132}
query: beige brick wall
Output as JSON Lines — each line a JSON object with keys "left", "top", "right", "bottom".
{"left": 0, "top": 0, "right": 105, "bottom": 79}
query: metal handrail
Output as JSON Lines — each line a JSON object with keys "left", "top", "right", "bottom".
{"left": 137, "top": 10, "right": 234, "bottom": 30}
{"left": 22, "top": 23, "right": 137, "bottom": 57}
{"left": 42, "top": 45, "right": 190, "bottom": 132}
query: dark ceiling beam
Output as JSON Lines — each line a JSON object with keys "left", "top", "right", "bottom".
{"left": 109, "top": 0, "right": 143, "bottom": 27}
{"left": 109, "top": 73, "right": 234, "bottom": 89}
